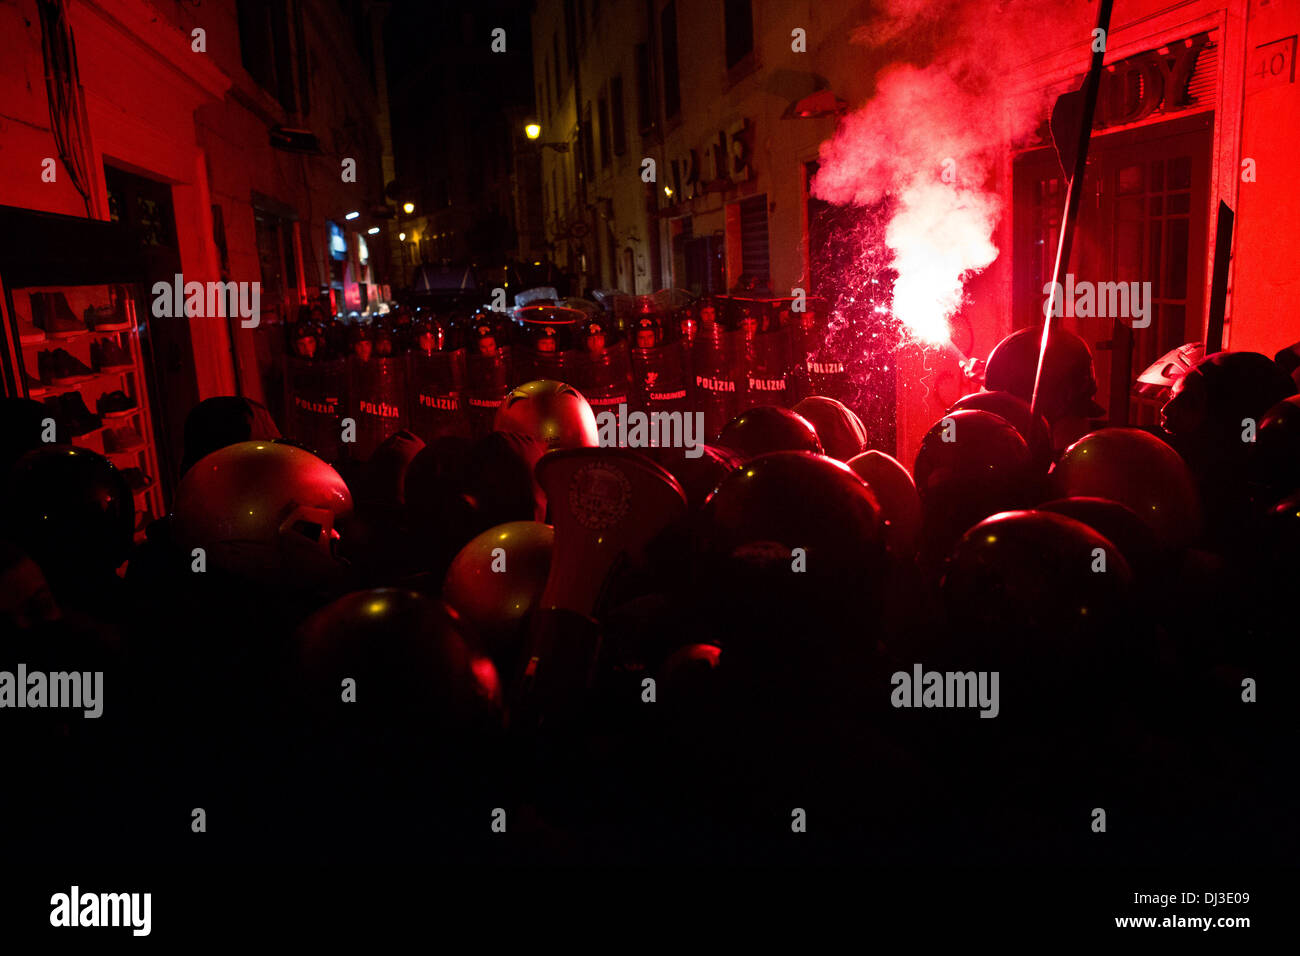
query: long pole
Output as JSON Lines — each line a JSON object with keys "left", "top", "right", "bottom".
{"left": 1030, "top": 0, "right": 1115, "bottom": 421}
{"left": 1204, "top": 200, "right": 1234, "bottom": 354}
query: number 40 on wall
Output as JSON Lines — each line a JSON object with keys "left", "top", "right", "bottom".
{"left": 1247, "top": 35, "right": 1296, "bottom": 94}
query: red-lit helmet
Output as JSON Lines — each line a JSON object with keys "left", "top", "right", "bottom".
{"left": 913, "top": 409, "right": 1035, "bottom": 564}
{"left": 633, "top": 315, "right": 660, "bottom": 349}
{"left": 494, "top": 379, "right": 598, "bottom": 451}
{"left": 410, "top": 315, "right": 447, "bottom": 355}
{"left": 584, "top": 320, "right": 609, "bottom": 352}
{"left": 174, "top": 440, "right": 353, "bottom": 587}
{"left": 792, "top": 396, "right": 869, "bottom": 461}
{"left": 1254, "top": 395, "right": 1300, "bottom": 498}
{"left": 716, "top": 406, "right": 822, "bottom": 460}
{"left": 347, "top": 321, "right": 374, "bottom": 362}
{"left": 442, "top": 520, "right": 554, "bottom": 671}
{"left": 295, "top": 588, "right": 500, "bottom": 727}
{"left": 1050, "top": 428, "right": 1201, "bottom": 550}
{"left": 940, "top": 510, "right": 1135, "bottom": 714}
{"left": 371, "top": 321, "right": 396, "bottom": 357}
{"left": 696, "top": 451, "right": 885, "bottom": 585}
{"left": 848, "top": 449, "right": 922, "bottom": 558}
{"left": 291, "top": 319, "right": 325, "bottom": 360}
{"left": 947, "top": 389, "right": 1052, "bottom": 473}
{"left": 984, "top": 326, "right": 1105, "bottom": 424}
{"left": 3, "top": 445, "right": 133, "bottom": 583}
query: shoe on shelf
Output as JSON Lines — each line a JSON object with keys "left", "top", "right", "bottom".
{"left": 104, "top": 424, "right": 145, "bottom": 452}
{"left": 42, "top": 348, "right": 95, "bottom": 384}
{"left": 60, "top": 391, "right": 103, "bottom": 437}
{"left": 91, "top": 337, "right": 133, "bottom": 372}
{"left": 97, "top": 390, "right": 138, "bottom": 417}
{"left": 86, "top": 288, "right": 132, "bottom": 332}
{"left": 18, "top": 314, "right": 45, "bottom": 344}
{"left": 25, "top": 367, "right": 48, "bottom": 397}
{"left": 37, "top": 349, "right": 72, "bottom": 385}
{"left": 120, "top": 467, "right": 154, "bottom": 493}
{"left": 33, "top": 292, "right": 88, "bottom": 338}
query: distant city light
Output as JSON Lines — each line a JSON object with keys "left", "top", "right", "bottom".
{"left": 345, "top": 211, "right": 360, "bottom": 220}
{"left": 524, "top": 123, "right": 541, "bottom": 140}
{"left": 402, "top": 202, "right": 415, "bottom": 214}
{"left": 367, "top": 227, "right": 380, "bottom": 235}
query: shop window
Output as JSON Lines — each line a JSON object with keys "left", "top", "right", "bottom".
{"left": 661, "top": 2, "right": 681, "bottom": 120}
{"left": 611, "top": 75, "right": 627, "bottom": 156}
{"left": 725, "top": 0, "right": 754, "bottom": 70}
{"left": 597, "top": 94, "right": 612, "bottom": 168}
{"left": 237, "top": 0, "right": 295, "bottom": 110}
{"left": 254, "top": 207, "right": 296, "bottom": 326}
{"left": 635, "top": 43, "right": 654, "bottom": 134}
{"left": 553, "top": 35, "right": 562, "bottom": 102}
{"left": 582, "top": 102, "right": 595, "bottom": 181}
{"left": 682, "top": 234, "right": 725, "bottom": 296}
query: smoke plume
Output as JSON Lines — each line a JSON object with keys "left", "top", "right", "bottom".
{"left": 813, "top": 0, "right": 1095, "bottom": 347}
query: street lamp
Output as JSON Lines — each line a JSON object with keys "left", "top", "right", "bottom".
{"left": 523, "top": 121, "right": 569, "bottom": 153}
{"left": 403, "top": 202, "right": 415, "bottom": 214}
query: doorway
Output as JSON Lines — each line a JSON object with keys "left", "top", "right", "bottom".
{"left": 105, "top": 163, "right": 197, "bottom": 479}
{"left": 1013, "top": 112, "right": 1213, "bottom": 425}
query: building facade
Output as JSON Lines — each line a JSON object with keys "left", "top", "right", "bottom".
{"left": 0, "top": 0, "right": 395, "bottom": 463}
{"left": 532, "top": 0, "right": 1300, "bottom": 465}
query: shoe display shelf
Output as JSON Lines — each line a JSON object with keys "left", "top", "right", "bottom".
{"left": 14, "top": 285, "right": 164, "bottom": 540}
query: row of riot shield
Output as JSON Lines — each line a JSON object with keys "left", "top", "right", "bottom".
{"left": 680, "top": 295, "right": 856, "bottom": 438}
{"left": 285, "top": 294, "right": 859, "bottom": 461}
{"left": 285, "top": 350, "right": 518, "bottom": 464}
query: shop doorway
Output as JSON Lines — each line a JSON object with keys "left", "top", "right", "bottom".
{"left": 1013, "top": 112, "right": 1213, "bottom": 425}
{"left": 105, "top": 163, "right": 197, "bottom": 479}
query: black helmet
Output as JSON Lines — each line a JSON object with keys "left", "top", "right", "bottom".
{"left": 4, "top": 445, "right": 134, "bottom": 582}
{"left": 716, "top": 406, "right": 823, "bottom": 460}
{"left": 984, "top": 326, "right": 1105, "bottom": 423}
{"left": 295, "top": 588, "right": 500, "bottom": 729}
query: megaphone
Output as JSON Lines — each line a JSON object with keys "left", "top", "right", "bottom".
{"left": 514, "top": 447, "right": 687, "bottom": 719}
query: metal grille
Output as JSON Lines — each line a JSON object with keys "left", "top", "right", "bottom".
{"left": 738, "top": 194, "right": 769, "bottom": 284}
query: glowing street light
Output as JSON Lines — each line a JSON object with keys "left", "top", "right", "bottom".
{"left": 344, "top": 211, "right": 360, "bottom": 220}
{"left": 524, "top": 122, "right": 542, "bottom": 140}
{"left": 367, "top": 227, "right": 380, "bottom": 235}
{"left": 399, "top": 232, "right": 406, "bottom": 241}
{"left": 402, "top": 202, "right": 415, "bottom": 214}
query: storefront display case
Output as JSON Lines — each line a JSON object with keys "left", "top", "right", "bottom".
{"left": 0, "top": 206, "right": 163, "bottom": 541}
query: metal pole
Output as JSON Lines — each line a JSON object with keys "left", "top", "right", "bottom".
{"left": 1030, "top": 0, "right": 1115, "bottom": 421}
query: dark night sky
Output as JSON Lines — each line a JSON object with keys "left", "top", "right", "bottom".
{"left": 384, "top": 0, "right": 536, "bottom": 255}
